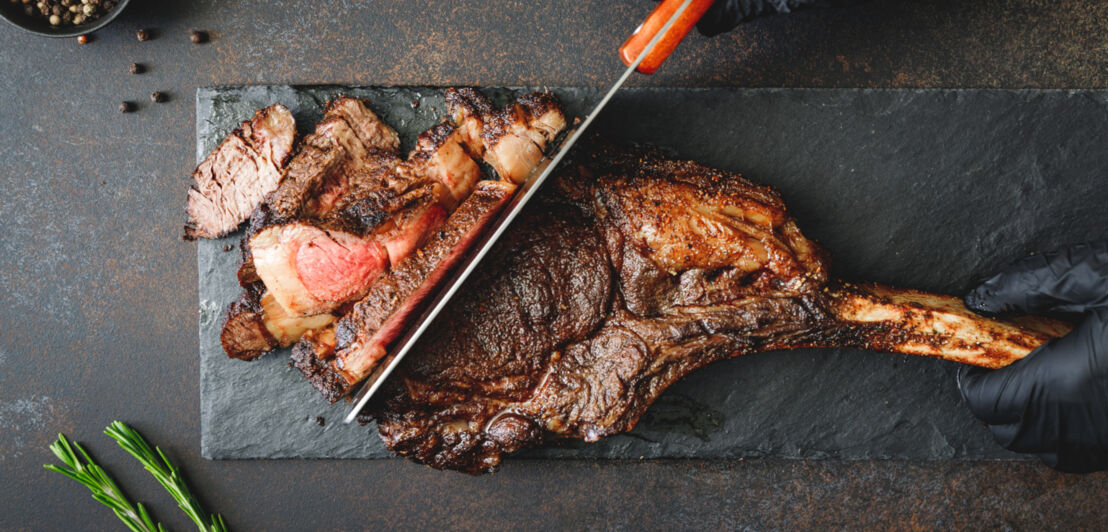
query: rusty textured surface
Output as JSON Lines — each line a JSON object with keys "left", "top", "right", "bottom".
{"left": 1, "top": 0, "right": 1107, "bottom": 529}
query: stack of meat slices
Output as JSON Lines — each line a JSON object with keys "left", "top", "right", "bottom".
{"left": 185, "top": 89, "right": 567, "bottom": 403}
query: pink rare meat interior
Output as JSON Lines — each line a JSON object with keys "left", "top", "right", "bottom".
{"left": 295, "top": 232, "right": 389, "bottom": 303}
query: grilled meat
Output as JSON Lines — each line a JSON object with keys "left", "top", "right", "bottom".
{"left": 292, "top": 180, "right": 516, "bottom": 402}
{"left": 265, "top": 97, "right": 401, "bottom": 220}
{"left": 185, "top": 104, "right": 296, "bottom": 239}
{"left": 368, "top": 146, "right": 1068, "bottom": 473}
{"left": 446, "top": 88, "right": 566, "bottom": 184}
{"left": 221, "top": 90, "right": 567, "bottom": 360}
{"left": 220, "top": 282, "right": 337, "bottom": 361}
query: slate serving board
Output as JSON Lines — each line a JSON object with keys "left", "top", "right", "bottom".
{"left": 199, "top": 86, "right": 1108, "bottom": 460}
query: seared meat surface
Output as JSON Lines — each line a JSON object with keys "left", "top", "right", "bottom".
{"left": 447, "top": 88, "right": 566, "bottom": 184}
{"left": 265, "top": 97, "right": 400, "bottom": 220}
{"left": 185, "top": 104, "right": 296, "bottom": 239}
{"left": 369, "top": 146, "right": 1066, "bottom": 473}
{"left": 292, "top": 180, "right": 517, "bottom": 402}
{"left": 221, "top": 281, "right": 336, "bottom": 361}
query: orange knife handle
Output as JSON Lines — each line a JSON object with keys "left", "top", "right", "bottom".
{"left": 619, "top": 0, "right": 715, "bottom": 74}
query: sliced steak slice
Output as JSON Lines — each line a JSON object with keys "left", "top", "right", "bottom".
{"left": 324, "top": 97, "right": 402, "bottom": 153}
{"left": 250, "top": 222, "right": 391, "bottom": 316}
{"left": 446, "top": 88, "right": 566, "bottom": 184}
{"left": 396, "top": 122, "right": 482, "bottom": 208}
{"left": 266, "top": 97, "right": 400, "bottom": 220}
{"left": 221, "top": 282, "right": 337, "bottom": 360}
{"left": 185, "top": 104, "right": 296, "bottom": 239}
{"left": 292, "top": 180, "right": 516, "bottom": 402}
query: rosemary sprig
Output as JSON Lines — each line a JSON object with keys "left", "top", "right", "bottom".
{"left": 104, "top": 421, "right": 227, "bottom": 532}
{"left": 44, "top": 422, "right": 227, "bottom": 532}
{"left": 44, "top": 433, "right": 164, "bottom": 532}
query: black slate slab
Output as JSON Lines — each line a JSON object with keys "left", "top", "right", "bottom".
{"left": 199, "top": 86, "right": 1108, "bottom": 460}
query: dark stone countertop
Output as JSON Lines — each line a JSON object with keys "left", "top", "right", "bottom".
{"left": 1, "top": 1, "right": 1106, "bottom": 529}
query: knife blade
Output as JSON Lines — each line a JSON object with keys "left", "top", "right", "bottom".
{"left": 344, "top": 0, "right": 709, "bottom": 424}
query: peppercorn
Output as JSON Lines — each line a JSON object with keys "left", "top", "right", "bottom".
{"left": 150, "top": 91, "right": 166, "bottom": 103}
{"left": 315, "top": 417, "right": 325, "bottom": 427}
{"left": 119, "top": 101, "right": 134, "bottom": 113}
{"left": 136, "top": 28, "right": 150, "bottom": 41}
{"left": 129, "top": 62, "right": 143, "bottom": 74}
{"left": 189, "top": 29, "right": 207, "bottom": 43}
{"left": 76, "top": 34, "right": 88, "bottom": 44}
{"left": 411, "top": 100, "right": 420, "bottom": 109}
{"left": 221, "top": 244, "right": 233, "bottom": 252}
{"left": 20, "top": 1, "right": 118, "bottom": 31}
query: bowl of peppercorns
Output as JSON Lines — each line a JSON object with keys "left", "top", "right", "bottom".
{"left": 0, "top": 0, "right": 130, "bottom": 37}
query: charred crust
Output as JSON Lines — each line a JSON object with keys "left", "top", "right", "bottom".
{"left": 515, "top": 91, "right": 561, "bottom": 120}
{"left": 333, "top": 315, "right": 358, "bottom": 352}
{"left": 407, "top": 121, "right": 459, "bottom": 166}
{"left": 290, "top": 339, "right": 352, "bottom": 403}
{"left": 220, "top": 282, "right": 278, "bottom": 360}
{"left": 445, "top": 87, "right": 496, "bottom": 121}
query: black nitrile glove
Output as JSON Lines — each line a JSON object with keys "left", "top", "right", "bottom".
{"left": 958, "top": 240, "right": 1108, "bottom": 473}
{"left": 696, "top": 0, "right": 859, "bottom": 36}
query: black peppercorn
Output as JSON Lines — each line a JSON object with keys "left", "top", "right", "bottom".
{"left": 119, "top": 101, "right": 134, "bottom": 113}
{"left": 189, "top": 29, "right": 207, "bottom": 43}
{"left": 221, "top": 244, "right": 233, "bottom": 252}
{"left": 129, "top": 62, "right": 144, "bottom": 74}
{"left": 150, "top": 91, "right": 166, "bottom": 103}
{"left": 136, "top": 28, "right": 150, "bottom": 41}
{"left": 411, "top": 100, "right": 420, "bottom": 109}
{"left": 315, "top": 417, "right": 325, "bottom": 427}
{"left": 22, "top": 0, "right": 113, "bottom": 26}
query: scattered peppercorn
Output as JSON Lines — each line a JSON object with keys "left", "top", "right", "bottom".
{"left": 315, "top": 417, "right": 325, "bottom": 427}
{"left": 76, "top": 34, "right": 88, "bottom": 44}
{"left": 150, "top": 91, "right": 166, "bottom": 103}
{"left": 119, "top": 101, "right": 133, "bottom": 113}
{"left": 136, "top": 28, "right": 150, "bottom": 41}
{"left": 411, "top": 100, "right": 420, "bottom": 109}
{"left": 100, "top": 180, "right": 106, "bottom": 185}
{"left": 129, "top": 62, "right": 143, "bottom": 74}
{"left": 189, "top": 29, "right": 207, "bottom": 43}
{"left": 221, "top": 244, "right": 233, "bottom": 252}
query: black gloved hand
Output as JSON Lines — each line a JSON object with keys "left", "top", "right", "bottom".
{"left": 696, "top": 0, "right": 858, "bottom": 36}
{"left": 958, "top": 240, "right": 1108, "bottom": 473}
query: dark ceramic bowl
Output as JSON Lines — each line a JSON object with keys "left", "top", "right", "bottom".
{"left": 0, "top": 0, "right": 131, "bottom": 37}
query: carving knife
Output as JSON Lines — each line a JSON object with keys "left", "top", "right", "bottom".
{"left": 344, "top": 0, "right": 715, "bottom": 423}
